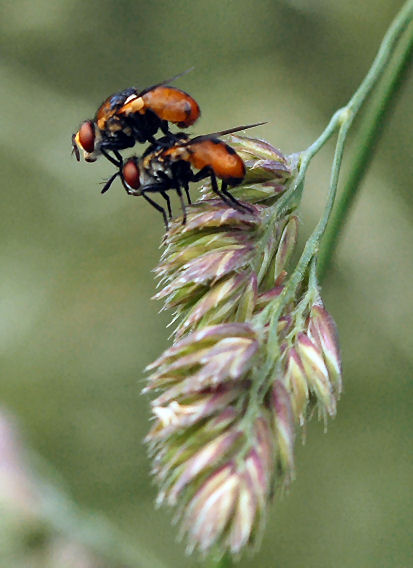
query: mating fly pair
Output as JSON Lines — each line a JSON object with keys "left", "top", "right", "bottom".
{"left": 72, "top": 72, "right": 263, "bottom": 225}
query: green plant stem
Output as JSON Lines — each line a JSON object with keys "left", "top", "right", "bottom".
{"left": 257, "top": 0, "right": 413, "bottom": 372}
{"left": 276, "top": 0, "right": 413, "bottom": 300}
{"left": 279, "top": 0, "right": 413, "bottom": 216}
{"left": 318, "top": 25, "right": 413, "bottom": 280}
{"left": 255, "top": 0, "right": 413, "bottom": 321}
{"left": 264, "top": 116, "right": 351, "bottom": 365}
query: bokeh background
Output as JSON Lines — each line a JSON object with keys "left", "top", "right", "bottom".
{"left": 0, "top": 1, "right": 412, "bottom": 566}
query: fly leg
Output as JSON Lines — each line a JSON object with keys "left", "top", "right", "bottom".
{"left": 191, "top": 167, "right": 234, "bottom": 209}
{"left": 189, "top": 167, "right": 222, "bottom": 203}
{"left": 160, "top": 191, "right": 172, "bottom": 219}
{"left": 190, "top": 167, "right": 250, "bottom": 211}
{"left": 101, "top": 148, "right": 123, "bottom": 167}
{"left": 182, "top": 181, "right": 192, "bottom": 205}
{"left": 175, "top": 186, "right": 187, "bottom": 225}
{"left": 141, "top": 192, "right": 168, "bottom": 228}
{"left": 101, "top": 171, "right": 120, "bottom": 194}
{"left": 220, "top": 180, "right": 253, "bottom": 212}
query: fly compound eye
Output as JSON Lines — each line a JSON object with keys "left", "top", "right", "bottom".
{"left": 78, "top": 121, "right": 95, "bottom": 153}
{"left": 123, "top": 159, "right": 141, "bottom": 190}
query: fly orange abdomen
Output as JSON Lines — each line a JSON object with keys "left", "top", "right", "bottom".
{"left": 141, "top": 86, "right": 200, "bottom": 127}
{"left": 188, "top": 140, "right": 245, "bottom": 182}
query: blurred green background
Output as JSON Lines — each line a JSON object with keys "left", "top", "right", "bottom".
{"left": 0, "top": 0, "right": 412, "bottom": 566}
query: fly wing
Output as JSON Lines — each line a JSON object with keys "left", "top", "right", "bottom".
{"left": 184, "top": 122, "right": 267, "bottom": 145}
{"left": 137, "top": 67, "right": 195, "bottom": 97}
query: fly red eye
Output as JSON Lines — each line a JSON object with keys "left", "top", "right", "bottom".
{"left": 123, "top": 159, "right": 140, "bottom": 189}
{"left": 78, "top": 121, "right": 95, "bottom": 153}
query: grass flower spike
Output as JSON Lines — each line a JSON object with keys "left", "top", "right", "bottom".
{"left": 145, "top": 136, "right": 343, "bottom": 558}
